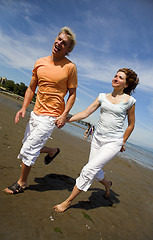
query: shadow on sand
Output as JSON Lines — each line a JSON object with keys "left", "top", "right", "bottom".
{"left": 28, "top": 173, "right": 120, "bottom": 209}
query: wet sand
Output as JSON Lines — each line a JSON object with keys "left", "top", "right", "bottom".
{"left": 0, "top": 92, "right": 153, "bottom": 240}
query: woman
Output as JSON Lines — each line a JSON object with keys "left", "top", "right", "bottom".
{"left": 54, "top": 68, "right": 139, "bottom": 212}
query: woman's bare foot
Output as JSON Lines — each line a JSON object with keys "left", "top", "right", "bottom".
{"left": 54, "top": 200, "right": 72, "bottom": 212}
{"left": 104, "top": 181, "right": 112, "bottom": 199}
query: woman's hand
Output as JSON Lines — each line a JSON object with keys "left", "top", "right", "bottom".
{"left": 55, "top": 114, "right": 67, "bottom": 129}
{"left": 120, "top": 144, "right": 126, "bottom": 152}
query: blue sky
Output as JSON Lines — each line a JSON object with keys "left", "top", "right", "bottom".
{"left": 0, "top": 0, "right": 153, "bottom": 149}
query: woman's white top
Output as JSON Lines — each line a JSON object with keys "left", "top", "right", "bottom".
{"left": 96, "top": 93, "right": 136, "bottom": 138}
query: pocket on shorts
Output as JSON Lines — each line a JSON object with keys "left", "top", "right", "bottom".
{"left": 29, "top": 123, "right": 52, "bottom": 149}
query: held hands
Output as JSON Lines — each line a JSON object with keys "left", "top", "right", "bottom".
{"left": 55, "top": 114, "right": 67, "bottom": 129}
{"left": 15, "top": 109, "right": 26, "bottom": 123}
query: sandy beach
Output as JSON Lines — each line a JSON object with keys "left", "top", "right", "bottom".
{"left": 0, "top": 92, "right": 153, "bottom": 240}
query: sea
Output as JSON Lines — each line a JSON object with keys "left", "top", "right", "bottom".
{"left": 62, "top": 122, "right": 153, "bottom": 171}
{"left": 1, "top": 92, "right": 153, "bottom": 171}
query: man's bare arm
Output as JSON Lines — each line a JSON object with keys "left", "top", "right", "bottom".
{"left": 15, "top": 79, "right": 38, "bottom": 123}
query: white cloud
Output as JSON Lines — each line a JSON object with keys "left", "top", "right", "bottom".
{"left": 136, "top": 119, "right": 153, "bottom": 132}
{"left": 0, "top": 26, "right": 52, "bottom": 71}
{"left": 78, "top": 87, "right": 95, "bottom": 100}
{"left": 147, "top": 98, "right": 153, "bottom": 116}
{"left": 73, "top": 53, "right": 153, "bottom": 92}
{"left": 0, "top": 21, "right": 153, "bottom": 95}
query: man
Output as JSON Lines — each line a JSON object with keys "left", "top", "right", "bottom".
{"left": 4, "top": 27, "right": 77, "bottom": 194}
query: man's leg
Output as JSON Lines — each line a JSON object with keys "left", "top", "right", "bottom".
{"left": 18, "top": 162, "right": 32, "bottom": 187}
{"left": 40, "top": 146, "right": 59, "bottom": 158}
{"left": 4, "top": 114, "right": 57, "bottom": 194}
{"left": 4, "top": 162, "right": 31, "bottom": 194}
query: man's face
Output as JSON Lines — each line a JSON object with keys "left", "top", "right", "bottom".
{"left": 52, "top": 33, "right": 71, "bottom": 57}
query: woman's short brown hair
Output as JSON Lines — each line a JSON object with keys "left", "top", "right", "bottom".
{"left": 117, "top": 68, "right": 139, "bottom": 95}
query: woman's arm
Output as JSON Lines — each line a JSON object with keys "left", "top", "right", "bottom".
{"left": 120, "top": 104, "right": 135, "bottom": 152}
{"left": 67, "top": 97, "right": 100, "bottom": 122}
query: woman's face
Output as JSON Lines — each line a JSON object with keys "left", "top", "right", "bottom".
{"left": 112, "top": 71, "right": 128, "bottom": 90}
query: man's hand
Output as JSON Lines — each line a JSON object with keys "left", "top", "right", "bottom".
{"left": 55, "top": 114, "right": 67, "bottom": 129}
{"left": 15, "top": 109, "right": 26, "bottom": 123}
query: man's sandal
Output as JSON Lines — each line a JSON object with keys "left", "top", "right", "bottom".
{"left": 4, "top": 182, "right": 26, "bottom": 194}
{"left": 44, "top": 148, "right": 60, "bottom": 165}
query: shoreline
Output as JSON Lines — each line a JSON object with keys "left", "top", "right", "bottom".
{"left": 1, "top": 90, "right": 152, "bottom": 171}
{"left": 0, "top": 92, "right": 153, "bottom": 240}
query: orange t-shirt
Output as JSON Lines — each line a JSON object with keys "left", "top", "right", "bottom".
{"left": 32, "top": 56, "right": 77, "bottom": 117}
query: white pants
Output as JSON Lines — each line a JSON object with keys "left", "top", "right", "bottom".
{"left": 18, "top": 111, "right": 56, "bottom": 166}
{"left": 76, "top": 132, "right": 123, "bottom": 192}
